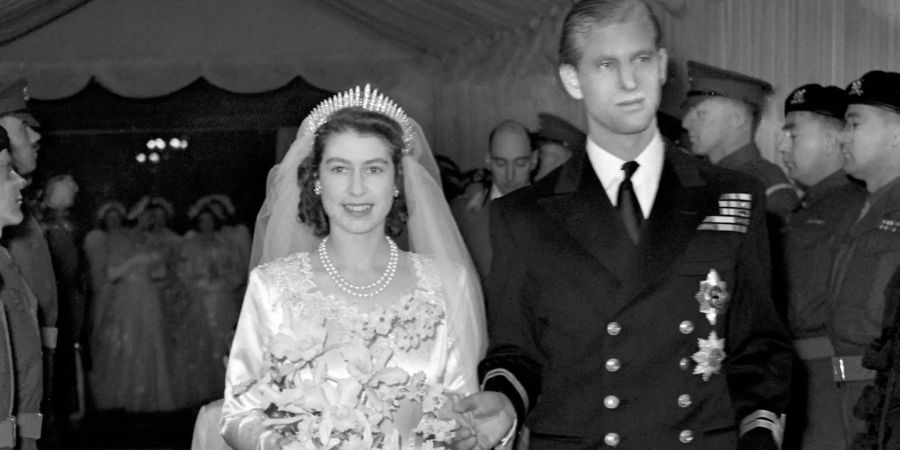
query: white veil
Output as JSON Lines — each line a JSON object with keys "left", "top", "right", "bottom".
{"left": 248, "top": 87, "right": 487, "bottom": 367}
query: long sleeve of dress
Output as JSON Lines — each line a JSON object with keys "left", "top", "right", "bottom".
{"left": 440, "top": 261, "right": 484, "bottom": 396}
{"left": 219, "top": 267, "right": 279, "bottom": 450}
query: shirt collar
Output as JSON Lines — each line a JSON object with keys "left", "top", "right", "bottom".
{"left": 489, "top": 183, "right": 504, "bottom": 200}
{"left": 586, "top": 130, "right": 665, "bottom": 193}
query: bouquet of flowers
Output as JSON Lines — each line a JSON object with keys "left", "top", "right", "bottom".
{"left": 234, "top": 295, "right": 466, "bottom": 450}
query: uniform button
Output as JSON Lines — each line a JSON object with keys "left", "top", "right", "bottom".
{"left": 679, "top": 320, "right": 694, "bottom": 334}
{"left": 607, "top": 322, "right": 621, "bottom": 336}
{"left": 679, "top": 429, "right": 694, "bottom": 443}
{"left": 605, "top": 358, "right": 621, "bottom": 372}
{"left": 603, "top": 395, "right": 620, "bottom": 409}
{"left": 604, "top": 432, "right": 621, "bottom": 447}
{"left": 677, "top": 394, "right": 692, "bottom": 408}
{"left": 679, "top": 357, "right": 691, "bottom": 371}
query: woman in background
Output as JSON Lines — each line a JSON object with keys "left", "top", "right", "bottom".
{"left": 89, "top": 199, "right": 175, "bottom": 412}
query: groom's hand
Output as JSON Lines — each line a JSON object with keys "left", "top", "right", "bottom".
{"left": 451, "top": 391, "right": 516, "bottom": 450}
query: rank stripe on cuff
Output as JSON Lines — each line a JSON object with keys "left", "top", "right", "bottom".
{"left": 718, "top": 208, "right": 750, "bottom": 217}
{"left": 701, "top": 216, "right": 750, "bottom": 225}
{"left": 482, "top": 368, "right": 530, "bottom": 415}
{"left": 718, "top": 200, "right": 752, "bottom": 209}
{"left": 698, "top": 223, "right": 748, "bottom": 233}
{"left": 720, "top": 193, "right": 753, "bottom": 201}
{"left": 740, "top": 409, "right": 786, "bottom": 449}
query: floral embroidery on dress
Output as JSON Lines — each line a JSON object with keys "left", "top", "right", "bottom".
{"left": 235, "top": 252, "right": 460, "bottom": 449}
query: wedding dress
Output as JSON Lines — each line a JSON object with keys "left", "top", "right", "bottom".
{"left": 218, "top": 85, "right": 486, "bottom": 449}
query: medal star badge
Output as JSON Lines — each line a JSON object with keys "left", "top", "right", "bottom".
{"left": 696, "top": 269, "right": 730, "bottom": 325}
{"left": 692, "top": 331, "right": 726, "bottom": 381}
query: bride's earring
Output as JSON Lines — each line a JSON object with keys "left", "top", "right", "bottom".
{"left": 393, "top": 187, "right": 400, "bottom": 198}
{"left": 314, "top": 181, "right": 322, "bottom": 196}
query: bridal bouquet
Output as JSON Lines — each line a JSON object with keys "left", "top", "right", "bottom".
{"left": 234, "top": 296, "right": 465, "bottom": 449}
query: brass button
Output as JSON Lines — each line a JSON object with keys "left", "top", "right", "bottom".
{"left": 679, "top": 357, "right": 691, "bottom": 371}
{"left": 607, "top": 322, "right": 621, "bottom": 336}
{"left": 605, "top": 358, "right": 621, "bottom": 372}
{"left": 677, "top": 394, "right": 692, "bottom": 408}
{"left": 679, "top": 429, "right": 694, "bottom": 444}
{"left": 603, "top": 395, "right": 620, "bottom": 409}
{"left": 679, "top": 320, "right": 694, "bottom": 334}
{"left": 604, "top": 432, "right": 621, "bottom": 447}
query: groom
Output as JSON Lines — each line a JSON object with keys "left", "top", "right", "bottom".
{"left": 455, "top": 0, "right": 793, "bottom": 448}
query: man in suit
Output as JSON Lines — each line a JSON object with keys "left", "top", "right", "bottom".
{"left": 776, "top": 83, "right": 865, "bottom": 448}
{"left": 826, "top": 70, "right": 900, "bottom": 447}
{"left": 451, "top": 120, "right": 534, "bottom": 282}
{"left": 454, "top": 1, "right": 793, "bottom": 448}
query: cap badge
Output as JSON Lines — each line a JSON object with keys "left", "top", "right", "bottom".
{"left": 696, "top": 269, "right": 730, "bottom": 326}
{"left": 850, "top": 79, "right": 864, "bottom": 97}
{"left": 22, "top": 85, "right": 29, "bottom": 102}
{"left": 790, "top": 89, "right": 805, "bottom": 105}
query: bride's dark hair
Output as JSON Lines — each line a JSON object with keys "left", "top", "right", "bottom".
{"left": 296, "top": 107, "right": 408, "bottom": 237}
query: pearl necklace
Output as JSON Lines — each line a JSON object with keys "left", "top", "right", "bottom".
{"left": 318, "top": 236, "right": 399, "bottom": 298}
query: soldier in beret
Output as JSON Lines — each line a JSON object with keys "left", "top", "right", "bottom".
{"left": 826, "top": 70, "right": 900, "bottom": 447}
{"left": 777, "top": 83, "right": 866, "bottom": 448}
{"left": 531, "top": 113, "right": 585, "bottom": 180}
{"left": 682, "top": 61, "right": 801, "bottom": 220}
{"left": 0, "top": 79, "right": 51, "bottom": 449}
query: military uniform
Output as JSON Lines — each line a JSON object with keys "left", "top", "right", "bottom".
{"left": 785, "top": 171, "right": 865, "bottom": 448}
{"left": 481, "top": 147, "right": 792, "bottom": 448}
{"left": 0, "top": 248, "right": 43, "bottom": 449}
{"left": 451, "top": 182, "right": 493, "bottom": 284}
{"left": 717, "top": 144, "right": 800, "bottom": 221}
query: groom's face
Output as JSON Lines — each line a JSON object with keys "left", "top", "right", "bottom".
{"left": 558, "top": 13, "right": 667, "bottom": 138}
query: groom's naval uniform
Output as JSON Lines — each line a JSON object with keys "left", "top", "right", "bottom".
{"left": 480, "top": 132, "right": 793, "bottom": 448}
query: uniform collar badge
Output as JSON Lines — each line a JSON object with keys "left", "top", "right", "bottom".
{"left": 790, "top": 89, "right": 805, "bottom": 105}
{"left": 696, "top": 269, "right": 729, "bottom": 326}
{"left": 692, "top": 331, "right": 726, "bottom": 381}
{"left": 850, "top": 79, "right": 864, "bottom": 96}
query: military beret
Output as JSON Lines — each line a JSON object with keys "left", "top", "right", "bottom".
{"left": 784, "top": 84, "right": 848, "bottom": 120}
{"left": 535, "top": 113, "right": 585, "bottom": 152}
{"left": 846, "top": 70, "right": 900, "bottom": 115}
{"left": 684, "top": 61, "right": 773, "bottom": 112}
{"left": 0, "top": 79, "right": 39, "bottom": 128}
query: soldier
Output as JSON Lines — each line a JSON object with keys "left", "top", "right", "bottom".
{"left": 682, "top": 61, "right": 800, "bottom": 220}
{"left": 0, "top": 79, "right": 52, "bottom": 448}
{"left": 531, "top": 113, "right": 585, "bottom": 180}
{"left": 827, "top": 70, "right": 900, "bottom": 447}
{"left": 778, "top": 83, "right": 866, "bottom": 448}
{"left": 0, "top": 125, "right": 41, "bottom": 449}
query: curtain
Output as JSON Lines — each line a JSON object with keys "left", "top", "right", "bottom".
{"left": 0, "top": 0, "right": 91, "bottom": 46}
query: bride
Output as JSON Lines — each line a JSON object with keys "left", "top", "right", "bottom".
{"left": 220, "top": 85, "right": 487, "bottom": 449}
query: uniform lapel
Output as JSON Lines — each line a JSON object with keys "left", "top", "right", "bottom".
{"left": 537, "top": 153, "right": 635, "bottom": 284}
{"left": 628, "top": 149, "right": 708, "bottom": 302}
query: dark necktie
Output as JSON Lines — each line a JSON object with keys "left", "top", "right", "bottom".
{"left": 617, "top": 161, "right": 642, "bottom": 244}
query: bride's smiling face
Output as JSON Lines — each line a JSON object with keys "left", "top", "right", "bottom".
{"left": 318, "top": 130, "right": 396, "bottom": 237}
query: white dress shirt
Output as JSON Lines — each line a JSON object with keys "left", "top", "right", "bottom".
{"left": 585, "top": 130, "right": 665, "bottom": 219}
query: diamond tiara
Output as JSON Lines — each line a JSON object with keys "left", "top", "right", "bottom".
{"left": 304, "top": 84, "right": 415, "bottom": 153}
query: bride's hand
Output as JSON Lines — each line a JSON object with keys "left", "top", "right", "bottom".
{"left": 450, "top": 391, "right": 516, "bottom": 450}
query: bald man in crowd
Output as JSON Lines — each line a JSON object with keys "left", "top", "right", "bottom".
{"left": 451, "top": 120, "right": 534, "bottom": 282}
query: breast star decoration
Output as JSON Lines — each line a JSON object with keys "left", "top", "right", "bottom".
{"left": 696, "top": 269, "right": 730, "bottom": 326}
{"left": 692, "top": 331, "right": 726, "bottom": 381}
